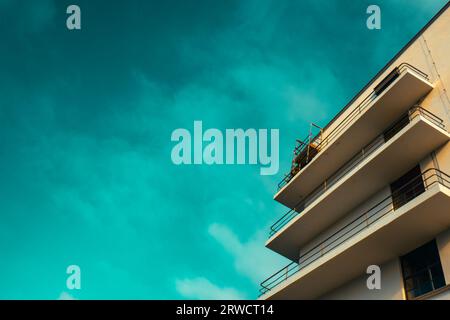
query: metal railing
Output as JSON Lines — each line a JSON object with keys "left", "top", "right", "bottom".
{"left": 261, "top": 168, "right": 450, "bottom": 296}
{"left": 269, "top": 106, "right": 445, "bottom": 238}
{"left": 277, "top": 63, "right": 431, "bottom": 190}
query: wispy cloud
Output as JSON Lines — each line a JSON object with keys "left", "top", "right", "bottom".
{"left": 208, "top": 223, "right": 288, "bottom": 285}
{"left": 175, "top": 277, "right": 246, "bottom": 300}
{"left": 0, "top": 0, "right": 56, "bottom": 34}
{"left": 57, "top": 291, "right": 77, "bottom": 300}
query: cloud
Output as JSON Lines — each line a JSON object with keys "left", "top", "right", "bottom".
{"left": 0, "top": 0, "right": 56, "bottom": 34}
{"left": 57, "top": 291, "right": 77, "bottom": 300}
{"left": 175, "top": 277, "right": 246, "bottom": 300}
{"left": 208, "top": 223, "right": 288, "bottom": 285}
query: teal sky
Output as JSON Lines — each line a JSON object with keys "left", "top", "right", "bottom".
{"left": 0, "top": 0, "right": 447, "bottom": 299}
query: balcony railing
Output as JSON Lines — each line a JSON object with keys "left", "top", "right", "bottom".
{"left": 269, "top": 106, "right": 445, "bottom": 238}
{"left": 277, "top": 63, "right": 430, "bottom": 190}
{"left": 261, "top": 168, "right": 450, "bottom": 297}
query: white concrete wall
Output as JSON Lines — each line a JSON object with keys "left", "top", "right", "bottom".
{"left": 419, "top": 6, "right": 450, "bottom": 177}
{"left": 436, "top": 228, "right": 450, "bottom": 284}
{"left": 319, "top": 258, "right": 405, "bottom": 300}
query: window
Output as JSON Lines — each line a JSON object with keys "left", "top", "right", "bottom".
{"left": 373, "top": 67, "right": 400, "bottom": 96}
{"left": 401, "top": 240, "right": 446, "bottom": 299}
{"left": 383, "top": 113, "right": 410, "bottom": 142}
{"left": 390, "top": 165, "right": 425, "bottom": 210}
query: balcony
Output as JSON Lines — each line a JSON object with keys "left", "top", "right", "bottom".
{"left": 267, "top": 107, "right": 449, "bottom": 260}
{"left": 276, "top": 63, "right": 434, "bottom": 209}
{"left": 260, "top": 169, "right": 450, "bottom": 300}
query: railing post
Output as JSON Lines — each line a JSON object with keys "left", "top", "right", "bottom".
{"left": 408, "top": 108, "right": 412, "bottom": 121}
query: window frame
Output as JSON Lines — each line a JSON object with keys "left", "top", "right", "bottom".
{"left": 400, "top": 240, "right": 446, "bottom": 300}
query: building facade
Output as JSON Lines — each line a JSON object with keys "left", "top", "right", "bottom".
{"left": 260, "top": 3, "right": 450, "bottom": 300}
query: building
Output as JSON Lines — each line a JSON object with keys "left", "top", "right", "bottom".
{"left": 260, "top": 2, "right": 450, "bottom": 300}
